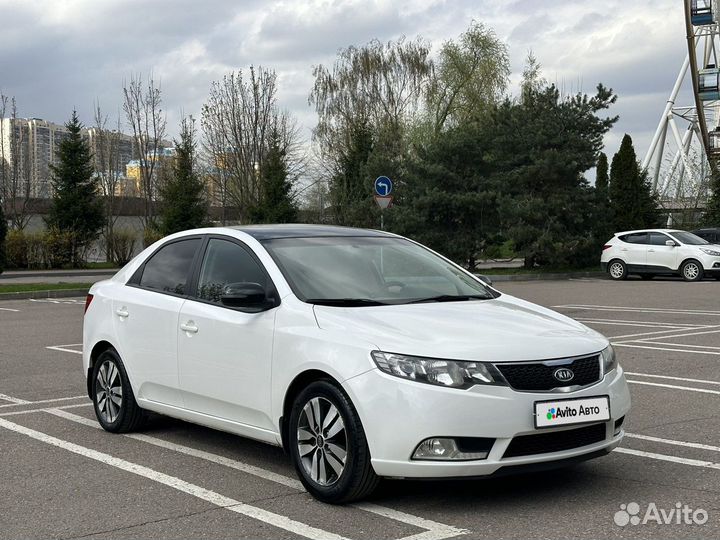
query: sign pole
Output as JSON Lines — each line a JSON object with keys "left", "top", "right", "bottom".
{"left": 374, "top": 176, "right": 393, "bottom": 232}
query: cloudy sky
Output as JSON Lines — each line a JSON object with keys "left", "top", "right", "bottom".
{"left": 0, "top": 0, "right": 693, "bottom": 166}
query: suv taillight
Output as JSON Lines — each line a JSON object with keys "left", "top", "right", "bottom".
{"left": 602, "top": 245, "right": 612, "bottom": 251}
{"left": 84, "top": 294, "right": 94, "bottom": 315}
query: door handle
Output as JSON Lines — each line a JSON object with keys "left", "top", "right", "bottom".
{"left": 648, "top": 249, "right": 655, "bottom": 252}
{"left": 620, "top": 248, "right": 628, "bottom": 251}
{"left": 180, "top": 321, "right": 198, "bottom": 334}
{"left": 115, "top": 307, "right": 129, "bottom": 318}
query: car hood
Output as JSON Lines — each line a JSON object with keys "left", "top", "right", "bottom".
{"left": 313, "top": 295, "right": 607, "bottom": 362}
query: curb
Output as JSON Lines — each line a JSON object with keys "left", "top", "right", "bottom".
{"left": 0, "top": 269, "right": 117, "bottom": 280}
{"left": 479, "top": 271, "right": 607, "bottom": 282}
{"left": 0, "top": 288, "right": 90, "bottom": 301}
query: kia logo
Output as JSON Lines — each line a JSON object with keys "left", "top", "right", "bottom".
{"left": 553, "top": 367, "right": 575, "bottom": 383}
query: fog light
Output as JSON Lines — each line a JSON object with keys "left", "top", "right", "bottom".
{"left": 412, "top": 438, "right": 489, "bottom": 461}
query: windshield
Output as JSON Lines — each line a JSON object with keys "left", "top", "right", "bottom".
{"left": 262, "top": 236, "right": 498, "bottom": 305}
{"left": 670, "top": 231, "right": 709, "bottom": 245}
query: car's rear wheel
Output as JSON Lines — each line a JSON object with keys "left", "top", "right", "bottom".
{"left": 92, "top": 349, "right": 145, "bottom": 433}
{"left": 680, "top": 260, "right": 703, "bottom": 282}
{"left": 608, "top": 260, "right": 627, "bottom": 280}
{"left": 288, "top": 380, "right": 379, "bottom": 504}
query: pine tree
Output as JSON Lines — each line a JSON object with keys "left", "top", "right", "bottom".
{"left": 158, "top": 117, "right": 208, "bottom": 236}
{"left": 46, "top": 111, "right": 104, "bottom": 266}
{"left": 249, "top": 130, "right": 297, "bottom": 223}
{"left": 596, "top": 152, "right": 609, "bottom": 200}
{"left": 609, "top": 134, "right": 659, "bottom": 231}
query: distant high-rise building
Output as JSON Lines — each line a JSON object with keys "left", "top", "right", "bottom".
{"left": 0, "top": 117, "right": 140, "bottom": 199}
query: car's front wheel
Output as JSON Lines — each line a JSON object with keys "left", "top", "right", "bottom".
{"left": 92, "top": 349, "right": 145, "bottom": 433}
{"left": 681, "top": 260, "right": 704, "bottom": 282}
{"left": 288, "top": 380, "right": 379, "bottom": 504}
{"left": 608, "top": 259, "right": 627, "bottom": 280}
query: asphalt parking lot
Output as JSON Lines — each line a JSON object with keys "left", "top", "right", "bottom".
{"left": 0, "top": 280, "right": 718, "bottom": 539}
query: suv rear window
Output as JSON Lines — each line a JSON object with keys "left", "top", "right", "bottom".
{"left": 619, "top": 233, "right": 648, "bottom": 244}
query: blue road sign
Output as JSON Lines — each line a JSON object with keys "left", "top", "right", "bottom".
{"left": 374, "top": 176, "right": 393, "bottom": 196}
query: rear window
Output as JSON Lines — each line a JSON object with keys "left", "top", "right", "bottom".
{"left": 139, "top": 238, "right": 201, "bottom": 295}
{"left": 619, "top": 233, "right": 648, "bottom": 244}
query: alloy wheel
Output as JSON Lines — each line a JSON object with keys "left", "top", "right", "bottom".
{"left": 609, "top": 262, "right": 624, "bottom": 279}
{"left": 684, "top": 263, "right": 700, "bottom": 280}
{"left": 296, "top": 397, "right": 348, "bottom": 486}
{"left": 95, "top": 360, "right": 123, "bottom": 424}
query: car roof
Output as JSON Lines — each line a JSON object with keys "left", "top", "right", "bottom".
{"left": 615, "top": 229, "right": 683, "bottom": 236}
{"left": 228, "top": 224, "right": 397, "bottom": 240}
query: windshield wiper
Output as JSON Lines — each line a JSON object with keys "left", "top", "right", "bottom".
{"left": 305, "top": 298, "right": 388, "bottom": 307}
{"left": 405, "top": 294, "right": 491, "bottom": 304}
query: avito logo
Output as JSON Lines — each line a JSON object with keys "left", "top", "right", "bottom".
{"left": 546, "top": 404, "right": 601, "bottom": 421}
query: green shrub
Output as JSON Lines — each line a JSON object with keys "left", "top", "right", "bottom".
{"left": 44, "top": 228, "right": 76, "bottom": 269}
{"left": 143, "top": 227, "right": 164, "bottom": 248}
{"left": 106, "top": 229, "right": 137, "bottom": 266}
{"left": 25, "top": 232, "right": 48, "bottom": 269}
{"left": 5, "top": 230, "right": 29, "bottom": 269}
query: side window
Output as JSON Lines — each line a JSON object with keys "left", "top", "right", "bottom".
{"left": 620, "top": 233, "right": 648, "bottom": 244}
{"left": 649, "top": 232, "right": 671, "bottom": 246}
{"left": 139, "top": 238, "right": 201, "bottom": 295}
{"left": 196, "top": 239, "right": 268, "bottom": 304}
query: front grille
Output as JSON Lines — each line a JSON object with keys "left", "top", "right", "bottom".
{"left": 495, "top": 355, "right": 600, "bottom": 391}
{"left": 503, "top": 423, "right": 607, "bottom": 458}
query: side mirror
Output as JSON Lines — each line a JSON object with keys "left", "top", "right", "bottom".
{"left": 665, "top": 240, "right": 677, "bottom": 247}
{"left": 477, "top": 274, "right": 493, "bottom": 287}
{"left": 220, "top": 282, "right": 273, "bottom": 310}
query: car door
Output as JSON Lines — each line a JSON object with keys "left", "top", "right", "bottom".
{"left": 177, "top": 236, "right": 278, "bottom": 431}
{"left": 113, "top": 236, "right": 202, "bottom": 407}
{"left": 646, "top": 232, "right": 679, "bottom": 271}
{"left": 617, "top": 233, "right": 648, "bottom": 270}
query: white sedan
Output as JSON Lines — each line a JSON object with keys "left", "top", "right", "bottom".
{"left": 83, "top": 225, "right": 631, "bottom": 503}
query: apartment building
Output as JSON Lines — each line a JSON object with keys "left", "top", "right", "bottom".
{"left": 0, "top": 117, "right": 140, "bottom": 199}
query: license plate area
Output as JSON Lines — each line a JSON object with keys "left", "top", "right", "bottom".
{"left": 534, "top": 395, "right": 610, "bottom": 429}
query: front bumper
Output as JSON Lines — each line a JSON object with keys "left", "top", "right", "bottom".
{"left": 344, "top": 366, "right": 631, "bottom": 478}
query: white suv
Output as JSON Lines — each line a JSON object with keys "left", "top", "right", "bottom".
{"left": 601, "top": 229, "right": 720, "bottom": 281}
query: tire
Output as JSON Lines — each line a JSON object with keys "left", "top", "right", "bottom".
{"left": 288, "top": 380, "right": 379, "bottom": 504}
{"left": 607, "top": 259, "right": 627, "bottom": 280}
{"left": 91, "top": 349, "right": 145, "bottom": 433}
{"left": 640, "top": 274, "right": 654, "bottom": 280}
{"left": 680, "top": 260, "right": 704, "bottom": 282}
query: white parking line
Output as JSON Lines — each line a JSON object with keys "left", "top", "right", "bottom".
{"left": 0, "top": 307, "right": 20, "bottom": 312}
{"left": 0, "top": 393, "right": 31, "bottom": 405}
{"left": 577, "top": 318, "right": 707, "bottom": 328}
{"left": 634, "top": 327, "right": 720, "bottom": 342}
{"left": 633, "top": 341, "right": 720, "bottom": 350}
{"left": 609, "top": 328, "right": 709, "bottom": 340}
{"left": 613, "top": 343, "right": 720, "bottom": 356}
{"left": 47, "top": 409, "right": 466, "bottom": 540}
{"left": 0, "top": 395, "right": 87, "bottom": 409}
{"left": 0, "top": 402, "right": 91, "bottom": 417}
{"left": 46, "top": 344, "right": 83, "bottom": 355}
{"left": 625, "top": 372, "right": 720, "bottom": 386}
{"left": 554, "top": 304, "right": 720, "bottom": 316}
{"left": 615, "top": 448, "right": 720, "bottom": 472}
{"left": 626, "top": 433, "right": 720, "bottom": 453}
{"left": 0, "top": 416, "right": 353, "bottom": 540}
{"left": 627, "top": 380, "right": 720, "bottom": 395}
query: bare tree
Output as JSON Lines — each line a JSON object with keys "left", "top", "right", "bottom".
{"left": 94, "top": 102, "right": 134, "bottom": 262}
{"left": 201, "top": 66, "right": 304, "bottom": 222}
{"left": 0, "top": 94, "right": 32, "bottom": 230}
{"left": 122, "top": 73, "right": 167, "bottom": 227}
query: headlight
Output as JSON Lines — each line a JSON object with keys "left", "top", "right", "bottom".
{"left": 601, "top": 344, "right": 617, "bottom": 373}
{"left": 371, "top": 351, "right": 506, "bottom": 389}
{"left": 700, "top": 248, "right": 720, "bottom": 256}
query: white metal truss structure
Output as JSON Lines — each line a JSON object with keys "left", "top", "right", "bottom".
{"left": 642, "top": 0, "right": 720, "bottom": 206}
